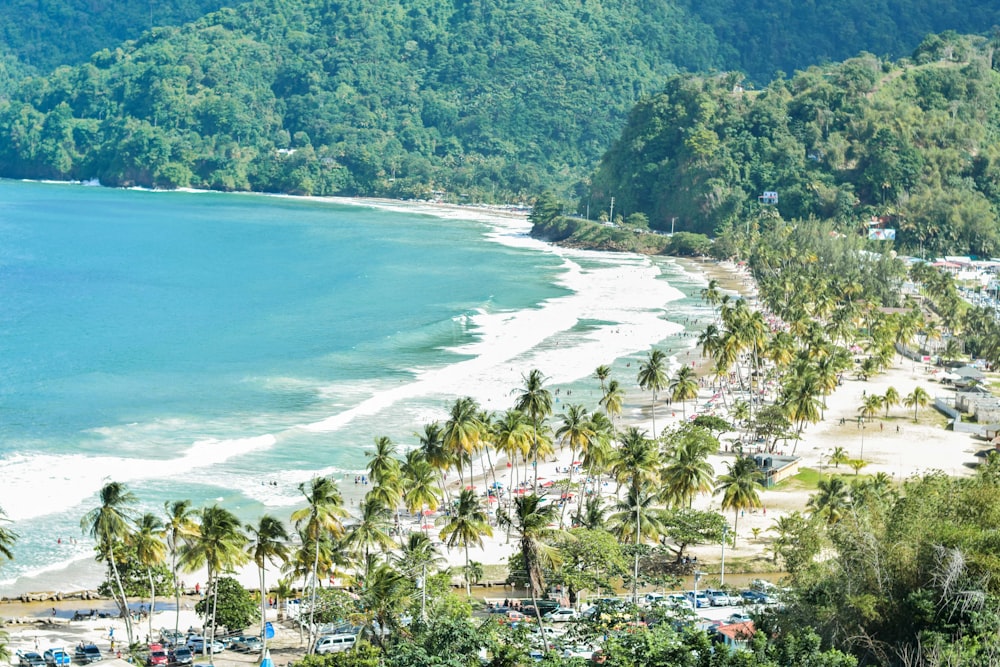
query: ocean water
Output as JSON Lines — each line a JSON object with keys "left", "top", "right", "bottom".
{"left": 0, "top": 180, "right": 713, "bottom": 594}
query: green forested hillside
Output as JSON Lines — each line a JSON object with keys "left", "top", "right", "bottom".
{"left": 0, "top": 0, "right": 720, "bottom": 198}
{"left": 586, "top": 34, "right": 1000, "bottom": 257}
{"left": 681, "top": 0, "right": 1000, "bottom": 83}
{"left": 0, "top": 0, "right": 233, "bottom": 74}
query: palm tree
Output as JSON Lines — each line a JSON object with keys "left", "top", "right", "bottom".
{"left": 661, "top": 428, "right": 716, "bottom": 508}
{"left": 418, "top": 422, "right": 453, "bottom": 503}
{"left": 443, "top": 396, "right": 485, "bottom": 485}
{"left": 594, "top": 364, "right": 611, "bottom": 396}
{"left": 807, "top": 477, "right": 851, "bottom": 525}
{"left": 402, "top": 458, "right": 442, "bottom": 531}
{"left": 492, "top": 409, "right": 533, "bottom": 522}
{"left": 514, "top": 369, "right": 554, "bottom": 492}
{"left": 246, "top": 515, "right": 289, "bottom": 660}
{"left": 438, "top": 489, "right": 492, "bottom": 595}
{"left": 0, "top": 506, "right": 17, "bottom": 562}
{"left": 637, "top": 349, "right": 668, "bottom": 437}
{"left": 828, "top": 447, "right": 849, "bottom": 469}
{"left": 345, "top": 497, "right": 395, "bottom": 576}
{"left": 609, "top": 487, "right": 665, "bottom": 605}
{"left": 668, "top": 365, "right": 699, "bottom": 419}
{"left": 600, "top": 379, "right": 625, "bottom": 430}
{"left": 882, "top": 386, "right": 900, "bottom": 418}
{"left": 701, "top": 279, "right": 722, "bottom": 314}
{"left": 163, "top": 500, "right": 199, "bottom": 637}
{"left": 360, "top": 564, "right": 409, "bottom": 649}
{"left": 554, "top": 404, "right": 595, "bottom": 527}
{"left": 904, "top": 386, "right": 931, "bottom": 422}
{"left": 290, "top": 477, "right": 347, "bottom": 651}
{"left": 858, "top": 394, "right": 884, "bottom": 423}
{"left": 498, "top": 494, "right": 568, "bottom": 639}
{"left": 714, "top": 457, "right": 763, "bottom": 546}
{"left": 610, "top": 427, "right": 659, "bottom": 496}
{"left": 132, "top": 513, "right": 167, "bottom": 642}
{"left": 81, "top": 482, "right": 138, "bottom": 644}
{"left": 366, "top": 436, "right": 400, "bottom": 486}
{"left": 182, "top": 505, "right": 248, "bottom": 653}
{"left": 272, "top": 577, "right": 295, "bottom": 622}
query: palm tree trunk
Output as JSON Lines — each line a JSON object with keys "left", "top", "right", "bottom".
{"left": 108, "top": 551, "right": 134, "bottom": 645}
{"left": 259, "top": 565, "right": 267, "bottom": 661}
{"left": 148, "top": 569, "right": 156, "bottom": 644}
{"left": 464, "top": 543, "right": 471, "bottom": 596}
{"left": 210, "top": 576, "right": 220, "bottom": 656}
{"left": 309, "top": 539, "right": 320, "bottom": 653}
{"left": 650, "top": 395, "right": 656, "bottom": 438}
{"left": 559, "top": 446, "right": 576, "bottom": 529}
{"left": 172, "top": 550, "right": 181, "bottom": 639}
{"left": 732, "top": 510, "right": 739, "bottom": 547}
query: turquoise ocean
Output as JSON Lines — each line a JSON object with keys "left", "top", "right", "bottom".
{"left": 0, "top": 179, "right": 713, "bottom": 594}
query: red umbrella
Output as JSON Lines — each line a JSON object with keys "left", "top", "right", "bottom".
{"left": 421, "top": 524, "right": 434, "bottom": 530}
{"left": 422, "top": 509, "right": 434, "bottom": 516}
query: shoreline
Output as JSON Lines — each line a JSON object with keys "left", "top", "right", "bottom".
{"left": 0, "top": 191, "right": 718, "bottom": 599}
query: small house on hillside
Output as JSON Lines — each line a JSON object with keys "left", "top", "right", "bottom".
{"left": 715, "top": 621, "right": 755, "bottom": 651}
{"left": 752, "top": 454, "right": 800, "bottom": 487}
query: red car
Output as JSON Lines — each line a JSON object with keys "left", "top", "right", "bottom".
{"left": 146, "top": 644, "right": 169, "bottom": 666}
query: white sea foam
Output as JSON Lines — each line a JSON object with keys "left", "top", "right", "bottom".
{"left": 302, "top": 221, "right": 686, "bottom": 432}
{"left": 0, "top": 434, "right": 276, "bottom": 522}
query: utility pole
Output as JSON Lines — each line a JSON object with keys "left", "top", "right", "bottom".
{"left": 671, "top": 217, "right": 676, "bottom": 235}
{"left": 609, "top": 197, "right": 615, "bottom": 224}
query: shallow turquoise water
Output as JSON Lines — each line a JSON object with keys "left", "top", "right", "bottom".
{"left": 0, "top": 180, "right": 713, "bottom": 592}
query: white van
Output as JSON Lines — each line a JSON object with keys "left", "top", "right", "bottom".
{"left": 314, "top": 634, "right": 357, "bottom": 654}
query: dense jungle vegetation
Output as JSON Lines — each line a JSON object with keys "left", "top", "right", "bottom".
{"left": 0, "top": 0, "right": 719, "bottom": 198}
{"left": 587, "top": 33, "right": 1000, "bottom": 258}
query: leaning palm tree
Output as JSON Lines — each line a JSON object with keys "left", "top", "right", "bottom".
{"left": 553, "top": 404, "right": 595, "bottom": 527}
{"left": 163, "top": 500, "right": 200, "bottom": 638}
{"left": 600, "top": 379, "right": 625, "bottom": 431}
{"left": 437, "top": 489, "right": 492, "bottom": 596}
{"left": 81, "top": 482, "right": 138, "bottom": 644}
{"left": 514, "top": 369, "right": 554, "bottom": 492}
{"left": 181, "top": 505, "right": 248, "bottom": 654}
{"left": 0, "top": 505, "right": 18, "bottom": 563}
{"left": 443, "top": 396, "right": 485, "bottom": 485}
{"left": 290, "top": 477, "right": 347, "bottom": 652}
{"left": 637, "top": 349, "right": 668, "bottom": 437}
{"left": 668, "top": 365, "right": 699, "bottom": 419}
{"left": 714, "top": 457, "right": 764, "bottom": 546}
{"left": 132, "top": 513, "right": 167, "bottom": 642}
{"left": 498, "top": 494, "right": 568, "bottom": 640}
{"left": 246, "top": 515, "right": 289, "bottom": 660}
{"left": 904, "top": 386, "right": 931, "bottom": 422}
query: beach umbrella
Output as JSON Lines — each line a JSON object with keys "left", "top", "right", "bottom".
{"left": 260, "top": 649, "right": 274, "bottom": 667}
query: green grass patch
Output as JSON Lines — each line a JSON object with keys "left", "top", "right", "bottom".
{"left": 773, "top": 466, "right": 822, "bottom": 491}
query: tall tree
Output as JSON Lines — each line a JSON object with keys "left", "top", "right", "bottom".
{"left": 554, "top": 404, "right": 595, "bottom": 527}
{"left": 81, "top": 482, "right": 138, "bottom": 644}
{"left": 904, "top": 386, "right": 931, "bottom": 422}
{"left": 513, "top": 369, "right": 554, "bottom": 492}
{"left": 661, "top": 425, "right": 717, "bottom": 508}
{"left": 498, "top": 494, "right": 568, "bottom": 642}
{"left": 246, "top": 515, "right": 289, "bottom": 660}
{"left": 714, "top": 457, "right": 764, "bottom": 545}
{"left": 637, "top": 349, "right": 668, "bottom": 437}
{"left": 668, "top": 364, "right": 700, "bottom": 419}
{"left": 443, "top": 396, "right": 485, "bottom": 486}
{"left": 163, "top": 500, "right": 199, "bottom": 638}
{"left": 438, "top": 489, "right": 492, "bottom": 596}
{"left": 182, "top": 505, "right": 248, "bottom": 654}
{"left": 290, "top": 477, "right": 346, "bottom": 652}
{"left": 132, "top": 512, "right": 167, "bottom": 642}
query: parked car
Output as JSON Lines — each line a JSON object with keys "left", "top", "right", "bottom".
{"left": 314, "top": 634, "right": 356, "bottom": 655}
{"left": 167, "top": 648, "right": 193, "bottom": 666}
{"left": 17, "top": 652, "right": 46, "bottom": 667}
{"left": 542, "top": 608, "right": 579, "bottom": 623}
{"left": 146, "top": 645, "right": 169, "bottom": 667}
{"left": 740, "top": 590, "right": 776, "bottom": 604}
{"left": 685, "top": 590, "right": 710, "bottom": 608}
{"left": 73, "top": 644, "right": 103, "bottom": 665}
{"left": 159, "top": 630, "right": 184, "bottom": 647}
{"left": 185, "top": 636, "right": 224, "bottom": 654}
{"left": 43, "top": 649, "right": 70, "bottom": 667}
{"left": 705, "top": 589, "right": 739, "bottom": 606}
{"left": 232, "top": 636, "right": 262, "bottom": 653}
{"left": 727, "top": 612, "right": 753, "bottom": 624}
{"left": 642, "top": 593, "right": 665, "bottom": 607}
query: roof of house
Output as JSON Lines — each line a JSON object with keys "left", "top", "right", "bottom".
{"left": 717, "top": 621, "right": 756, "bottom": 641}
